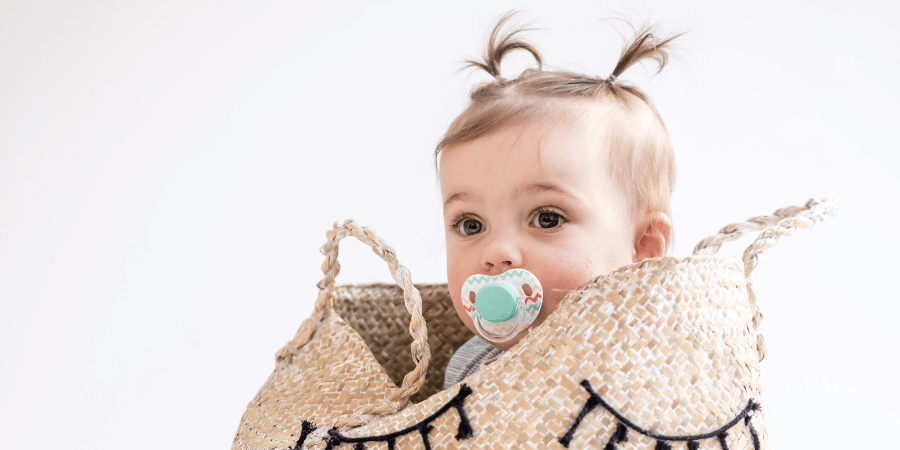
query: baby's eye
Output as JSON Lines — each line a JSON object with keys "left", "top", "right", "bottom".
{"left": 532, "top": 211, "right": 565, "bottom": 229}
{"left": 457, "top": 218, "right": 485, "bottom": 236}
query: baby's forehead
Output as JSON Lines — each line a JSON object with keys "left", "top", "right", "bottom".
{"left": 441, "top": 126, "right": 622, "bottom": 195}
{"left": 439, "top": 111, "right": 615, "bottom": 171}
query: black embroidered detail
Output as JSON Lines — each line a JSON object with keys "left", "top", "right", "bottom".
{"left": 420, "top": 424, "right": 434, "bottom": 450}
{"left": 326, "top": 384, "right": 474, "bottom": 448}
{"left": 292, "top": 420, "right": 317, "bottom": 450}
{"left": 717, "top": 431, "right": 730, "bottom": 450}
{"left": 558, "top": 388, "right": 601, "bottom": 447}
{"left": 746, "top": 415, "right": 761, "bottom": 449}
{"left": 603, "top": 423, "right": 629, "bottom": 450}
{"left": 560, "top": 380, "right": 761, "bottom": 450}
{"left": 323, "top": 435, "right": 340, "bottom": 450}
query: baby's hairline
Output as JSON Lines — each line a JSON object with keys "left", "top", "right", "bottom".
{"left": 435, "top": 97, "right": 664, "bottom": 218}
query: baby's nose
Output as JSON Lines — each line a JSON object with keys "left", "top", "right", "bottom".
{"left": 481, "top": 238, "right": 522, "bottom": 270}
{"left": 484, "top": 259, "right": 513, "bottom": 268}
{"left": 485, "top": 261, "right": 512, "bottom": 270}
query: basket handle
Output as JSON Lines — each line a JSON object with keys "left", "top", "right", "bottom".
{"left": 692, "top": 198, "right": 837, "bottom": 361}
{"left": 692, "top": 198, "right": 838, "bottom": 272}
{"left": 276, "top": 220, "right": 430, "bottom": 424}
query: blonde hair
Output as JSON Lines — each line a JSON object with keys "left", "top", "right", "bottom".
{"left": 436, "top": 13, "right": 681, "bottom": 224}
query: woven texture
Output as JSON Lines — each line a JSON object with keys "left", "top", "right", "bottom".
{"left": 232, "top": 198, "right": 837, "bottom": 450}
{"left": 333, "top": 284, "right": 475, "bottom": 403}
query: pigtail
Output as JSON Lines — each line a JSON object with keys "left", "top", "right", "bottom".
{"left": 608, "top": 26, "right": 683, "bottom": 82}
{"left": 464, "top": 11, "right": 543, "bottom": 81}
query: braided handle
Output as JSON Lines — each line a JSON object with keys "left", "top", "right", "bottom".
{"left": 741, "top": 198, "right": 838, "bottom": 278}
{"left": 692, "top": 198, "right": 837, "bottom": 272}
{"left": 693, "top": 201, "right": 813, "bottom": 256}
{"left": 276, "top": 220, "right": 430, "bottom": 426}
{"left": 693, "top": 198, "right": 838, "bottom": 361}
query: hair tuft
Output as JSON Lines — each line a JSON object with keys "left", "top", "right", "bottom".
{"left": 610, "top": 26, "right": 683, "bottom": 79}
{"left": 463, "top": 11, "right": 543, "bottom": 80}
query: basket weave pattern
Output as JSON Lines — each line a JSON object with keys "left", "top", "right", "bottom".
{"left": 335, "top": 256, "right": 765, "bottom": 449}
{"left": 333, "top": 284, "right": 475, "bottom": 403}
{"left": 233, "top": 198, "right": 836, "bottom": 450}
{"left": 234, "top": 313, "right": 398, "bottom": 449}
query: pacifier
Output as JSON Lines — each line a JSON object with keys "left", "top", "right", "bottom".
{"left": 461, "top": 269, "right": 543, "bottom": 343}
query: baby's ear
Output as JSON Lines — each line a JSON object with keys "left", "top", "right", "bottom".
{"left": 633, "top": 212, "right": 672, "bottom": 263}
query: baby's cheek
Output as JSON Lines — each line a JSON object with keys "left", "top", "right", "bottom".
{"left": 538, "top": 265, "right": 597, "bottom": 313}
{"left": 544, "top": 255, "right": 597, "bottom": 291}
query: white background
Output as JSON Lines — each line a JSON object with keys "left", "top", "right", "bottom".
{"left": 1, "top": 0, "right": 897, "bottom": 448}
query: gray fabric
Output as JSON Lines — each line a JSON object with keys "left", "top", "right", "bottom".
{"left": 443, "top": 335, "right": 502, "bottom": 389}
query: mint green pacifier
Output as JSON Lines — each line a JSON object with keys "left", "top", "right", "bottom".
{"left": 461, "top": 269, "right": 543, "bottom": 343}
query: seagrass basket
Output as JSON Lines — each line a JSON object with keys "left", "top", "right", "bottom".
{"left": 232, "top": 198, "right": 837, "bottom": 450}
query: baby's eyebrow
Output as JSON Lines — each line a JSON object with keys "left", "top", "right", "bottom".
{"left": 443, "top": 183, "right": 576, "bottom": 213}
{"left": 517, "top": 183, "right": 576, "bottom": 199}
{"left": 443, "top": 192, "right": 471, "bottom": 212}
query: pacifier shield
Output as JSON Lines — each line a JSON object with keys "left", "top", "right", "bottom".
{"left": 461, "top": 269, "right": 543, "bottom": 343}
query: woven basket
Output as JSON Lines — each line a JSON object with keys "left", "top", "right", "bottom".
{"left": 232, "top": 198, "right": 837, "bottom": 450}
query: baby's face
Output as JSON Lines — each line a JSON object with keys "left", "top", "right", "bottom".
{"left": 440, "top": 119, "right": 637, "bottom": 350}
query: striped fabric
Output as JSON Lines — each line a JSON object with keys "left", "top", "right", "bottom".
{"left": 443, "top": 335, "right": 502, "bottom": 389}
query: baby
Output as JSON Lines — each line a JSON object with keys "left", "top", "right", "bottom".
{"left": 439, "top": 15, "right": 679, "bottom": 388}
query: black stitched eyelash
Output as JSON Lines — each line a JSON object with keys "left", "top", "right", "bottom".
{"left": 559, "top": 380, "right": 761, "bottom": 450}
{"left": 291, "top": 379, "right": 759, "bottom": 449}
{"left": 320, "top": 385, "right": 474, "bottom": 449}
